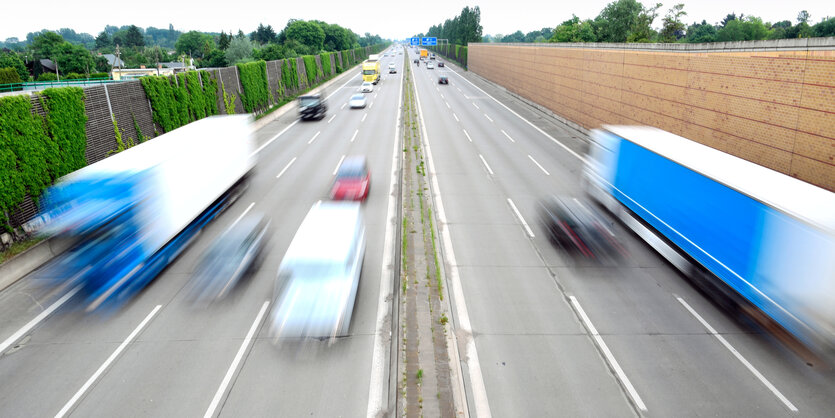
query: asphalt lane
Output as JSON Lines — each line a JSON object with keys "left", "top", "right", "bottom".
{"left": 0, "top": 47, "right": 403, "bottom": 417}
{"left": 410, "top": 48, "right": 835, "bottom": 417}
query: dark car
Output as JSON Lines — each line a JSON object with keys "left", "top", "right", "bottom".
{"left": 538, "top": 195, "right": 626, "bottom": 264}
{"left": 298, "top": 94, "right": 327, "bottom": 120}
{"left": 438, "top": 61, "right": 445, "bottom": 67}
{"left": 186, "top": 213, "right": 270, "bottom": 305}
{"left": 413, "top": 58, "right": 419, "bottom": 64}
{"left": 438, "top": 76, "right": 449, "bottom": 85}
{"left": 331, "top": 156, "right": 370, "bottom": 201}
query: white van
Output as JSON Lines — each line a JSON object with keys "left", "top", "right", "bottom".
{"left": 270, "top": 201, "right": 365, "bottom": 339}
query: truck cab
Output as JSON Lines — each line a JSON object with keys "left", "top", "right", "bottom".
{"left": 362, "top": 54, "right": 381, "bottom": 84}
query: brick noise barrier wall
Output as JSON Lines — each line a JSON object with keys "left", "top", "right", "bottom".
{"left": 468, "top": 38, "right": 835, "bottom": 192}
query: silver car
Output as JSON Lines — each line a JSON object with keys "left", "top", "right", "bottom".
{"left": 349, "top": 94, "right": 367, "bottom": 109}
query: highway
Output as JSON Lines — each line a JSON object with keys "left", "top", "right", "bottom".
{"left": 0, "top": 49, "right": 404, "bottom": 417}
{"left": 0, "top": 43, "right": 834, "bottom": 418}
{"left": 407, "top": 48, "right": 835, "bottom": 417}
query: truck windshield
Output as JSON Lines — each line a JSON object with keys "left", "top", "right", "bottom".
{"left": 362, "top": 70, "right": 376, "bottom": 75}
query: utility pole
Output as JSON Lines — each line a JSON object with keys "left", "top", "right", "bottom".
{"left": 115, "top": 44, "right": 122, "bottom": 80}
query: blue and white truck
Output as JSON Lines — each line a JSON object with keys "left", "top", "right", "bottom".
{"left": 584, "top": 126, "right": 835, "bottom": 353}
{"left": 31, "top": 115, "right": 256, "bottom": 311}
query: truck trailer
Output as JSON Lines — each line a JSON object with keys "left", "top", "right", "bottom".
{"left": 32, "top": 115, "right": 256, "bottom": 311}
{"left": 361, "top": 54, "right": 381, "bottom": 84}
{"left": 584, "top": 126, "right": 835, "bottom": 354}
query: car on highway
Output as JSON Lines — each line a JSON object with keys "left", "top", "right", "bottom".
{"left": 388, "top": 63, "right": 396, "bottom": 74}
{"left": 426, "top": 62, "right": 434, "bottom": 69}
{"left": 413, "top": 58, "right": 419, "bottom": 64}
{"left": 331, "top": 156, "right": 370, "bottom": 201}
{"left": 270, "top": 201, "right": 365, "bottom": 340}
{"left": 438, "top": 61, "right": 445, "bottom": 67}
{"left": 349, "top": 93, "right": 367, "bottom": 109}
{"left": 538, "top": 195, "right": 626, "bottom": 264}
{"left": 298, "top": 94, "right": 327, "bottom": 120}
{"left": 185, "top": 213, "right": 270, "bottom": 305}
{"left": 360, "top": 81, "right": 374, "bottom": 93}
{"left": 438, "top": 76, "right": 449, "bottom": 85}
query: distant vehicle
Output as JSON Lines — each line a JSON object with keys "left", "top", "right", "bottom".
{"left": 270, "top": 201, "right": 366, "bottom": 339}
{"left": 29, "top": 116, "right": 255, "bottom": 311}
{"left": 362, "top": 54, "right": 381, "bottom": 84}
{"left": 437, "top": 61, "right": 444, "bottom": 67}
{"left": 426, "top": 62, "right": 434, "bottom": 69}
{"left": 349, "top": 93, "right": 367, "bottom": 109}
{"left": 298, "top": 94, "right": 327, "bottom": 120}
{"left": 430, "top": 53, "right": 436, "bottom": 60}
{"left": 360, "top": 81, "right": 374, "bottom": 93}
{"left": 420, "top": 49, "right": 428, "bottom": 59}
{"left": 331, "top": 156, "right": 370, "bottom": 201}
{"left": 438, "top": 76, "right": 448, "bottom": 85}
{"left": 413, "top": 58, "right": 419, "bottom": 64}
{"left": 186, "top": 213, "right": 270, "bottom": 304}
{"left": 388, "top": 63, "right": 396, "bottom": 74}
{"left": 585, "top": 125, "right": 835, "bottom": 354}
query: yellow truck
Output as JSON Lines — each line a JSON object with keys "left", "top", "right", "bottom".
{"left": 420, "top": 49, "right": 428, "bottom": 59}
{"left": 361, "top": 54, "right": 381, "bottom": 84}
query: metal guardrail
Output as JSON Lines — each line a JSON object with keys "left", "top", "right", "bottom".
{"left": 0, "top": 78, "right": 123, "bottom": 93}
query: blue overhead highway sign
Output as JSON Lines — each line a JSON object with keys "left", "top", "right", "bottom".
{"left": 421, "top": 37, "right": 437, "bottom": 46}
{"left": 410, "top": 37, "right": 419, "bottom": 46}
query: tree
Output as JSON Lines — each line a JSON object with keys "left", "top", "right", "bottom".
{"left": 95, "top": 31, "right": 112, "bottom": 49}
{"left": 659, "top": 4, "right": 687, "bottom": 42}
{"left": 251, "top": 24, "right": 277, "bottom": 45}
{"left": 721, "top": 13, "right": 738, "bottom": 27}
{"left": 125, "top": 25, "right": 145, "bottom": 48}
{"left": 500, "top": 31, "right": 525, "bottom": 43}
{"left": 628, "top": 2, "right": 662, "bottom": 42}
{"left": 225, "top": 36, "right": 254, "bottom": 64}
{"left": 684, "top": 20, "right": 717, "bottom": 43}
{"left": 595, "top": 0, "right": 643, "bottom": 42}
{"left": 204, "top": 50, "right": 228, "bottom": 68}
{"left": 54, "top": 42, "right": 95, "bottom": 75}
{"left": 218, "top": 31, "right": 231, "bottom": 50}
{"left": 0, "top": 52, "right": 29, "bottom": 81}
{"left": 551, "top": 15, "right": 597, "bottom": 43}
{"left": 814, "top": 17, "right": 835, "bottom": 37}
{"left": 253, "top": 43, "right": 287, "bottom": 61}
{"left": 716, "top": 16, "right": 770, "bottom": 42}
{"left": 797, "top": 10, "right": 811, "bottom": 24}
{"left": 30, "top": 31, "right": 65, "bottom": 60}
{"left": 176, "top": 31, "right": 213, "bottom": 58}
{"left": 285, "top": 20, "right": 325, "bottom": 51}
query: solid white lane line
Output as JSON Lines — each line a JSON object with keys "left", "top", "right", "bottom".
{"left": 528, "top": 155, "right": 550, "bottom": 176}
{"left": 250, "top": 120, "right": 298, "bottom": 157}
{"left": 275, "top": 157, "right": 297, "bottom": 179}
{"left": 453, "top": 113, "right": 459, "bottom": 122}
{"left": 472, "top": 102, "right": 480, "bottom": 110}
{"left": 204, "top": 301, "right": 270, "bottom": 418}
{"left": 56, "top": 305, "right": 162, "bottom": 418}
{"left": 350, "top": 129, "right": 359, "bottom": 143}
{"left": 447, "top": 68, "right": 586, "bottom": 163}
{"left": 333, "top": 155, "right": 346, "bottom": 175}
{"left": 341, "top": 103, "right": 347, "bottom": 110}
{"left": 413, "top": 72, "right": 486, "bottom": 418}
{"left": 308, "top": 131, "right": 321, "bottom": 144}
{"left": 229, "top": 202, "right": 255, "bottom": 228}
{"left": 362, "top": 113, "right": 368, "bottom": 122}
{"left": 366, "top": 63, "right": 404, "bottom": 418}
{"left": 0, "top": 285, "right": 81, "bottom": 355}
{"left": 462, "top": 129, "right": 473, "bottom": 143}
{"left": 478, "top": 154, "right": 494, "bottom": 175}
{"left": 484, "top": 114, "right": 493, "bottom": 123}
{"left": 327, "top": 114, "right": 336, "bottom": 124}
{"left": 501, "top": 129, "right": 516, "bottom": 143}
{"left": 677, "top": 297, "right": 798, "bottom": 412}
{"left": 445, "top": 101, "right": 451, "bottom": 109}
{"left": 507, "top": 198, "right": 535, "bottom": 238}
{"left": 570, "top": 296, "right": 647, "bottom": 412}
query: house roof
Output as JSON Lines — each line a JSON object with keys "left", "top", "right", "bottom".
{"left": 101, "top": 54, "right": 126, "bottom": 67}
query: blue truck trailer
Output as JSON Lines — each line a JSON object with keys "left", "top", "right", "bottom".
{"left": 29, "top": 115, "right": 256, "bottom": 311}
{"left": 584, "top": 126, "right": 835, "bottom": 353}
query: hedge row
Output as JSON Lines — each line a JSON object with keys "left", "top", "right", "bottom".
{"left": 140, "top": 70, "right": 218, "bottom": 133}
{"left": 0, "top": 88, "right": 87, "bottom": 232}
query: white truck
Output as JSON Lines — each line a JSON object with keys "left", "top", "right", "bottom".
{"left": 34, "top": 115, "right": 256, "bottom": 310}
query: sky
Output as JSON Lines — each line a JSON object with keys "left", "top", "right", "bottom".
{"left": 1, "top": 0, "right": 831, "bottom": 42}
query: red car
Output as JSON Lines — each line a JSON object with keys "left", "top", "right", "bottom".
{"left": 331, "top": 156, "right": 370, "bottom": 201}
